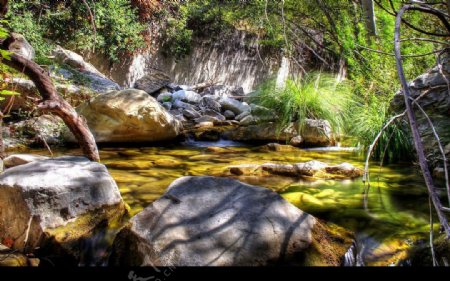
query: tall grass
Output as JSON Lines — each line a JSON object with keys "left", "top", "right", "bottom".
{"left": 251, "top": 73, "right": 412, "bottom": 163}
{"left": 347, "top": 95, "right": 413, "bottom": 162}
{"left": 250, "top": 73, "right": 353, "bottom": 135}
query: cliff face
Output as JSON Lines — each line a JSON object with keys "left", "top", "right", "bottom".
{"left": 391, "top": 52, "right": 450, "bottom": 177}
{"left": 87, "top": 29, "right": 303, "bottom": 93}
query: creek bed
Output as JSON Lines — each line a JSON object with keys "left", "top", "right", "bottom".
{"left": 22, "top": 141, "right": 434, "bottom": 266}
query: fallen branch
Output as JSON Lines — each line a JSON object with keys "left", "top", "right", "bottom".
{"left": 0, "top": 37, "right": 100, "bottom": 162}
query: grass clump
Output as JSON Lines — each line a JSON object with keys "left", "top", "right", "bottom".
{"left": 250, "top": 73, "right": 353, "bottom": 136}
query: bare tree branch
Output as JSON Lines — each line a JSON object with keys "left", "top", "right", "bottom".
{"left": 394, "top": 4, "right": 450, "bottom": 238}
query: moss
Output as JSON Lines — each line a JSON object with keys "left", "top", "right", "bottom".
{"left": 43, "top": 202, "right": 129, "bottom": 262}
{"left": 301, "top": 220, "right": 354, "bottom": 266}
{"left": 407, "top": 233, "right": 450, "bottom": 266}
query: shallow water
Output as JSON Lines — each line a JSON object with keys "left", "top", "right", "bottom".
{"left": 25, "top": 141, "right": 436, "bottom": 266}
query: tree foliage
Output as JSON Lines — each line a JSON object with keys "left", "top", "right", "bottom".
{"left": 7, "top": 0, "right": 146, "bottom": 63}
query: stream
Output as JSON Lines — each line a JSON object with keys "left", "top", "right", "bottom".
{"left": 23, "top": 140, "right": 434, "bottom": 266}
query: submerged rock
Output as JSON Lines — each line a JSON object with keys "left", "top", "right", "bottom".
{"left": 0, "top": 157, "right": 127, "bottom": 263}
{"left": 258, "top": 143, "right": 300, "bottom": 152}
{"left": 0, "top": 243, "right": 38, "bottom": 267}
{"left": 110, "top": 176, "right": 353, "bottom": 266}
{"left": 65, "top": 89, "right": 182, "bottom": 143}
{"left": 228, "top": 161, "right": 362, "bottom": 179}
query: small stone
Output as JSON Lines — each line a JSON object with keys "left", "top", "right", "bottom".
{"left": 290, "top": 136, "right": 303, "bottom": 147}
{"left": 162, "top": 102, "right": 172, "bottom": 111}
{"left": 223, "top": 110, "right": 236, "bottom": 120}
{"left": 3, "top": 154, "right": 49, "bottom": 168}
{"left": 183, "top": 109, "right": 201, "bottom": 119}
{"left": 239, "top": 115, "right": 259, "bottom": 126}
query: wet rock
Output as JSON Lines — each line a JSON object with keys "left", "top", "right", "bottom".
{"left": 153, "top": 159, "right": 181, "bottom": 168}
{"left": 3, "top": 154, "right": 49, "bottom": 169}
{"left": 0, "top": 157, "right": 126, "bottom": 262}
{"left": 134, "top": 70, "right": 171, "bottom": 95}
{"left": 0, "top": 244, "right": 29, "bottom": 267}
{"left": 106, "top": 161, "right": 154, "bottom": 170}
{"left": 259, "top": 143, "right": 300, "bottom": 152}
{"left": 229, "top": 164, "right": 260, "bottom": 176}
{"left": 325, "top": 163, "right": 364, "bottom": 178}
{"left": 205, "top": 147, "right": 236, "bottom": 154}
{"left": 110, "top": 176, "right": 352, "bottom": 266}
{"left": 65, "top": 89, "right": 182, "bottom": 143}
{"left": 194, "top": 130, "right": 221, "bottom": 141}
{"left": 223, "top": 110, "right": 235, "bottom": 120}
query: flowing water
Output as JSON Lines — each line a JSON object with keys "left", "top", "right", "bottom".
{"left": 23, "top": 140, "right": 437, "bottom": 266}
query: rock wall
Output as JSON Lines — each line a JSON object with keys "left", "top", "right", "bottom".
{"left": 87, "top": 30, "right": 303, "bottom": 93}
{"left": 391, "top": 51, "right": 450, "bottom": 177}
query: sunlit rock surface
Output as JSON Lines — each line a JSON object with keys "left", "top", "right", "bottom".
{"left": 64, "top": 89, "right": 183, "bottom": 143}
{"left": 110, "top": 176, "right": 353, "bottom": 266}
{"left": 0, "top": 156, "right": 126, "bottom": 263}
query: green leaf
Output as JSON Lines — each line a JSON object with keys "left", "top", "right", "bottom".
{"left": 0, "top": 90, "right": 20, "bottom": 96}
{"left": 0, "top": 49, "right": 11, "bottom": 60}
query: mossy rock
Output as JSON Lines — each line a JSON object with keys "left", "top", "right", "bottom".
{"left": 42, "top": 202, "right": 128, "bottom": 265}
{"left": 300, "top": 220, "right": 354, "bottom": 266}
{"left": 406, "top": 233, "right": 450, "bottom": 266}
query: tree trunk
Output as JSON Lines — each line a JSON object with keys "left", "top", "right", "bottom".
{"left": 361, "top": 0, "right": 377, "bottom": 36}
{"left": 1, "top": 38, "right": 100, "bottom": 162}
